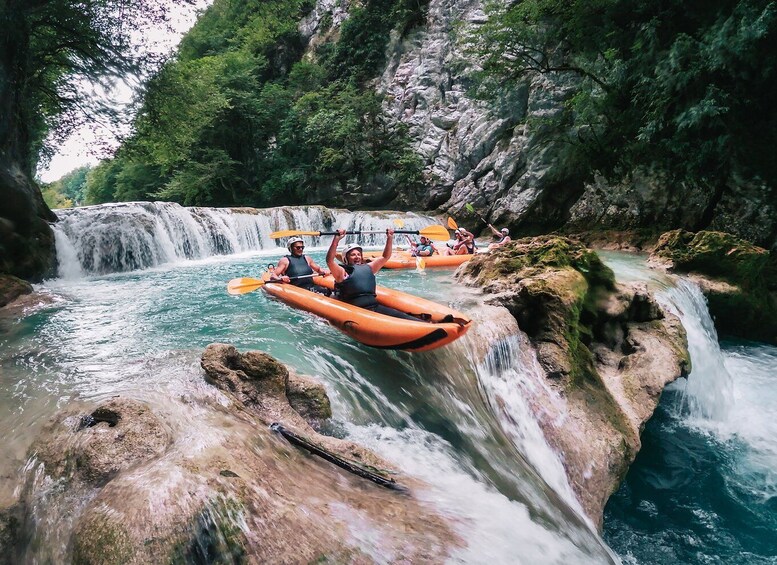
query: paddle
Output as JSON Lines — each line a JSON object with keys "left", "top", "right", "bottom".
{"left": 447, "top": 217, "right": 458, "bottom": 230}
{"left": 227, "top": 274, "right": 318, "bottom": 295}
{"left": 465, "top": 203, "right": 488, "bottom": 225}
{"left": 269, "top": 224, "right": 451, "bottom": 242}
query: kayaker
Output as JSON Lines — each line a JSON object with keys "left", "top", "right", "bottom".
{"left": 326, "top": 228, "right": 421, "bottom": 321}
{"left": 445, "top": 228, "right": 475, "bottom": 255}
{"left": 487, "top": 224, "right": 511, "bottom": 249}
{"left": 405, "top": 235, "right": 437, "bottom": 257}
{"left": 271, "top": 236, "right": 330, "bottom": 293}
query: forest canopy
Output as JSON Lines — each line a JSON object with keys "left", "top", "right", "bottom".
{"left": 467, "top": 0, "right": 777, "bottom": 189}
{"left": 82, "top": 0, "right": 429, "bottom": 208}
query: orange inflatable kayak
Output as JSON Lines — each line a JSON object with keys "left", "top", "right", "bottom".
{"left": 337, "top": 251, "right": 474, "bottom": 269}
{"left": 260, "top": 273, "right": 472, "bottom": 352}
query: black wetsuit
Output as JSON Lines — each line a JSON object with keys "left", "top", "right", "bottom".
{"left": 336, "top": 264, "right": 419, "bottom": 321}
{"left": 285, "top": 254, "right": 328, "bottom": 294}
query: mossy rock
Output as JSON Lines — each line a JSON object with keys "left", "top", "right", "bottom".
{"left": 653, "top": 230, "right": 777, "bottom": 343}
{"left": 458, "top": 236, "right": 615, "bottom": 383}
{"left": 654, "top": 229, "right": 771, "bottom": 289}
{"left": 460, "top": 235, "right": 615, "bottom": 290}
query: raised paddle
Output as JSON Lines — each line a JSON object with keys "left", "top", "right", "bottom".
{"left": 447, "top": 217, "right": 458, "bottom": 230}
{"left": 465, "top": 203, "right": 488, "bottom": 225}
{"left": 227, "top": 274, "right": 318, "bottom": 295}
{"left": 269, "top": 224, "right": 451, "bottom": 242}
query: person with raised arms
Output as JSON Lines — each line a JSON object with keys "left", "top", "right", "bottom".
{"left": 326, "top": 228, "right": 420, "bottom": 320}
{"left": 271, "top": 236, "right": 330, "bottom": 294}
{"left": 487, "top": 224, "right": 511, "bottom": 249}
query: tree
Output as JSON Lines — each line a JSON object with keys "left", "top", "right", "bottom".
{"left": 467, "top": 0, "right": 777, "bottom": 189}
{"left": 0, "top": 0, "right": 193, "bottom": 279}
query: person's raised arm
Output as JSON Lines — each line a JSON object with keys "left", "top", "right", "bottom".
{"left": 369, "top": 227, "right": 394, "bottom": 273}
{"left": 326, "top": 229, "right": 347, "bottom": 282}
{"left": 487, "top": 223, "right": 501, "bottom": 237}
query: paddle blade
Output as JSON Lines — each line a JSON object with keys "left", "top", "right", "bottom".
{"left": 393, "top": 218, "right": 405, "bottom": 228}
{"left": 269, "top": 229, "right": 322, "bottom": 239}
{"left": 418, "top": 224, "right": 452, "bottom": 241}
{"left": 447, "top": 217, "right": 458, "bottom": 230}
{"left": 465, "top": 203, "right": 476, "bottom": 214}
{"left": 416, "top": 256, "right": 426, "bottom": 270}
{"left": 227, "top": 277, "right": 266, "bottom": 295}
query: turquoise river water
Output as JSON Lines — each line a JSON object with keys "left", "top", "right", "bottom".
{"left": 0, "top": 204, "right": 774, "bottom": 563}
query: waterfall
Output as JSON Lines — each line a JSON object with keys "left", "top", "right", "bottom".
{"left": 474, "top": 334, "right": 586, "bottom": 518}
{"left": 51, "top": 202, "right": 436, "bottom": 278}
{"left": 658, "top": 279, "right": 734, "bottom": 422}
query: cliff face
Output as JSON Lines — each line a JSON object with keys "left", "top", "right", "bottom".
{"left": 377, "top": 0, "right": 584, "bottom": 231}
{"left": 306, "top": 0, "right": 777, "bottom": 251}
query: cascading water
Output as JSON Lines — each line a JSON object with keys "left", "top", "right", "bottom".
{"left": 52, "top": 202, "right": 436, "bottom": 277}
{"left": 3, "top": 218, "right": 775, "bottom": 562}
{"left": 659, "top": 280, "right": 734, "bottom": 422}
{"left": 600, "top": 253, "right": 777, "bottom": 564}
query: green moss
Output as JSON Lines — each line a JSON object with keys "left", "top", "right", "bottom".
{"left": 72, "top": 518, "right": 135, "bottom": 565}
{"left": 655, "top": 229, "right": 770, "bottom": 289}
{"left": 171, "top": 496, "right": 247, "bottom": 565}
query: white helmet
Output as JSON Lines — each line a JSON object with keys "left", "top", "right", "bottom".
{"left": 341, "top": 243, "right": 363, "bottom": 264}
{"left": 287, "top": 236, "right": 304, "bottom": 251}
{"left": 501, "top": 228, "right": 509, "bottom": 235}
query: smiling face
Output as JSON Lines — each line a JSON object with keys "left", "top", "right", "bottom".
{"left": 420, "top": 237, "right": 430, "bottom": 245}
{"left": 345, "top": 248, "right": 363, "bottom": 265}
{"left": 290, "top": 243, "right": 305, "bottom": 257}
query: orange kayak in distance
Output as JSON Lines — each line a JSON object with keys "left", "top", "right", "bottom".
{"left": 338, "top": 251, "right": 475, "bottom": 269}
{"left": 260, "top": 273, "right": 472, "bottom": 352}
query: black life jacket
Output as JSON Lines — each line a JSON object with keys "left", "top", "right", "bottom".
{"left": 285, "top": 254, "right": 314, "bottom": 289}
{"left": 335, "top": 264, "right": 377, "bottom": 308}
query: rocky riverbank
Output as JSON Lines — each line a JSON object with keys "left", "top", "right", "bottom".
{"left": 0, "top": 344, "right": 456, "bottom": 563}
{"left": 456, "top": 236, "right": 690, "bottom": 527}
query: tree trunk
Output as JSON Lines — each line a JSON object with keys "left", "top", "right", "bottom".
{"left": 0, "top": 2, "right": 57, "bottom": 281}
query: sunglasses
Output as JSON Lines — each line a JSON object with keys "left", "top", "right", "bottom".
{"left": 292, "top": 245, "right": 305, "bottom": 250}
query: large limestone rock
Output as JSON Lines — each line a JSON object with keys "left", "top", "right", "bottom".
{"left": 6, "top": 345, "right": 455, "bottom": 563}
{"left": 0, "top": 274, "right": 32, "bottom": 308}
{"left": 457, "top": 236, "right": 690, "bottom": 527}
{"left": 650, "top": 229, "right": 777, "bottom": 344}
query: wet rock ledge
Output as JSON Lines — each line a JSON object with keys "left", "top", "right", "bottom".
{"left": 1, "top": 344, "right": 456, "bottom": 563}
{"left": 649, "top": 229, "right": 777, "bottom": 345}
{"left": 456, "top": 235, "right": 691, "bottom": 528}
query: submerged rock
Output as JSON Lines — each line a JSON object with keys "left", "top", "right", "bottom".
{"left": 6, "top": 345, "right": 456, "bottom": 563}
{"left": 457, "top": 236, "right": 690, "bottom": 528}
{"left": 650, "top": 229, "right": 777, "bottom": 344}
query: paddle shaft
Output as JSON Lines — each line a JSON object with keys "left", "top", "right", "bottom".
{"left": 465, "top": 204, "right": 488, "bottom": 225}
{"left": 319, "top": 230, "right": 430, "bottom": 235}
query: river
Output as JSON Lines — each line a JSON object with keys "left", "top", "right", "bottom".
{"left": 1, "top": 204, "right": 774, "bottom": 563}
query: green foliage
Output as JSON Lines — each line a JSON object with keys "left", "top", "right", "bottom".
{"left": 85, "top": 0, "right": 428, "bottom": 207}
{"left": 0, "top": 0, "right": 196, "bottom": 176}
{"left": 84, "top": 160, "right": 122, "bottom": 205}
{"left": 40, "top": 165, "right": 91, "bottom": 208}
{"left": 467, "top": 0, "right": 777, "bottom": 188}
